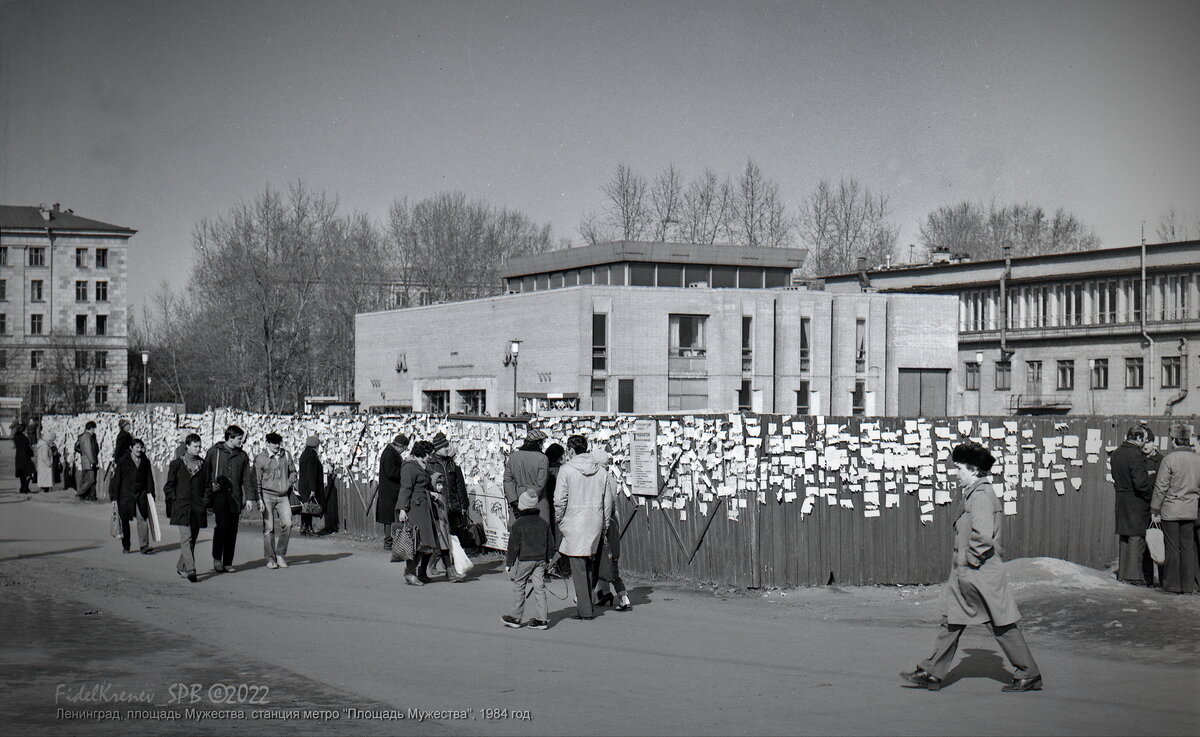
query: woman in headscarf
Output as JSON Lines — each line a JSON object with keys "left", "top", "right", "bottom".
{"left": 298, "top": 435, "right": 325, "bottom": 535}
{"left": 34, "top": 430, "right": 55, "bottom": 492}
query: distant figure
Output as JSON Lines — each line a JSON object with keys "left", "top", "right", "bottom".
{"left": 35, "top": 431, "right": 55, "bottom": 492}
{"left": 113, "top": 419, "right": 133, "bottom": 464}
{"left": 165, "top": 433, "right": 210, "bottom": 583}
{"left": 75, "top": 421, "right": 101, "bottom": 500}
{"left": 205, "top": 424, "right": 255, "bottom": 573}
{"left": 298, "top": 435, "right": 324, "bottom": 536}
{"left": 1110, "top": 425, "right": 1154, "bottom": 586}
{"left": 1150, "top": 424, "right": 1200, "bottom": 595}
{"left": 13, "top": 423, "right": 35, "bottom": 494}
{"left": 502, "top": 490, "right": 553, "bottom": 630}
{"left": 901, "top": 442, "right": 1041, "bottom": 693}
{"left": 110, "top": 438, "right": 156, "bottom": 554}
{"left": 554, "top": 436, "right": 615, "bottom": 621}
{"left": 376, "top": 434, "right": 409, "bottom": 550}
{"left": 594, "top": 451, "right": 632, "bottom": 613}
{"left": 254, "top": 431, "right": 298, "bottom": 569}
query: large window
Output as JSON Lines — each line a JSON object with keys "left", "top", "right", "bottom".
{"left": 0, "top": 247, "right": 7, "bottom": 265}
{"left": 711, "top": 265, "right": 737, "bottom": 288}
{"left": 592, "top": 313, "right": 607, "bottom": 371}
{"left": 737, "top": 379, "right": 752, "bottom": 411}
{"left": 0, "top": 350, "right": 6, "bottom": 369}
{"left": 0, "top": 314, "right": 6, "bottom": 334}
{"left": 799, "top": 317, "right": 811, "bottom": 372}
{"left": 630, "top": 263, "right": 655, "bottom": 286}
{"left": 96, "top": 249, "right": 109, "bottom": 268}
{"left": 741, "top": 316, "right": 753, "bottom": 372}
{"left": 657, "top": 264, "right": 683, "bottom": 287}
{"left": 76, "top": 315, "right": 88, "bottom": 335}
{"left": 667, "top": 377, "right": 708, "bottom": 411}
{"left": 0, "top": 279, "right": 6, "bottom": 301}
{"left": 1091, "top": 359, "right": 1109, "bottom": 390}
{"left": 995, "top": 361, "right": 1012, "bottom": 391}
{"left": 95, "top": 281, "right": 108, "bottom": 302}
{"left": 76, "top": 281, "right": 89, "bottom": 302}
{"left": 30, "top": 314, "right": 43, "bottom": 335}
{"left": 75, "top": 351, "right": 89, "bottom": 370}
{"left": 796, "top": 381, "right": 810, "bottom": 415}
{"left": 965, "top": 362, "right": 980, "bottom": 391}
{"left": 95, "top": 385, "right": 109, "bottom": 406}
{"left": 30, "top": 350, "right": 44, "bottom": 370}
{"left": 668, "top": 315, "right": 707, "bottom": 371}
{"left": 458, "top": 389, "right": 486, "bottom": 415}
{"left": 1125, "top": 357, "right": 1144, "bottom": 389}
{"left": 1056, "top": 360, "right": 1075, "bottom": 391}
{"left": 30, "top": 279, "right": 44, "bottom": 302}
{"left": 76, "top": 248, "right": 88, "bottom": 268}
{"left": 94, "top": 350, "right": 108, "bottom": 370}
{"left": 423, "top": 390, "right": 450, "bottom": 413}
{"left": 28, "top": 247, "right": 45, "bottom": 267}
{"left": 1162, "top": 356, "right": 1182, "bottom": 389}
{"left": 1026, "top": 360, "right": 1043, "bottom": 393}
{"left": 855, "top": 318, "right": 867, "bottom": 373}
{"left": 851, "top": 380, "right": 866, "bottom": 416}
{"left": 96, "top": 315, "right": 108, "bottom": 336}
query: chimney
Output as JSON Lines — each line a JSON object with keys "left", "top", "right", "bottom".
{"left": 930, "top": 246, "right": 951, "bottom": 264}
{"left": 38, "top": 203, "right": 52, "bottom": 221}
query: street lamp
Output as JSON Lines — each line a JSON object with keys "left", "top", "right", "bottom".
{"left": 502, "top": 340, "right": 522, "bottom": 415}
{"left": 975, "top": 351, "right": 984, "bottom": 416}
{"left": 140, "top": 351, "right": 150, "bottom": 407}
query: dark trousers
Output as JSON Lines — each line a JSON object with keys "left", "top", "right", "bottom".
{"left": 920, "top": 616, "right": 1040, "bottom": 681}
{"left": 19, "top": 474, "right": 31, "bottom": 493}
{"left": 177, "top": 524, "right": 201, "bottom": 574}
{"left": 405, "top": 552, "right": 432, "bottom": 577}
{"left": 1118, "top": 535, "right": 1156, "bottom": 584}
{"left": 1161, "top": 520, "right": 1198, "bottom": 594}
{"left": 300, "top": 513, "right": 316, "bottom": 530}
{"left": 567, "top": 555, "right": 597, "bottom": 617}
{"left": 211, "top": 508, "right": 240, "bottom": 567}
{"left": 120, "top": 495, "right": 151, "bottom": 551}
{"left": 76, "top": 468, "right": 97, "bottom": 500}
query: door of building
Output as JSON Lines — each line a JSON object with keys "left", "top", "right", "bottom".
{"left": 898, "top": 369, "right": 949, "bottom": 417}
{"left": 618, "top": 379, "right": 635, "bottom": 413}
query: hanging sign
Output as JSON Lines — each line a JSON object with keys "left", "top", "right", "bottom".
{"left": 629, "top": 419, "right": 659, "bottom": 496}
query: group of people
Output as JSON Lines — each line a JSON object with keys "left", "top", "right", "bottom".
{"left": 499, "top": 428, "right": 631, "bottom": 630}
{"left": 1111, "top": 422, "right": 1200, "bottom": 594}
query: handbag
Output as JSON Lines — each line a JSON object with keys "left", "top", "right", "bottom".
{"left": 391, "top": 522, "right": 414, "bottom": 562}
{"left": 300, "top": 498, "right": 323, "bottom": 516}
{"left": 450, "top": 535, "right": 475, "bottom": 576}
{"left": 1146, "top": 520, "right": 1166, "bottom": 565}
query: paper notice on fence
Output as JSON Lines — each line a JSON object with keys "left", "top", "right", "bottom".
{"left": 957, "top": 420, "right": 973, "bottom": 436}
{"left": 1085, "top": 429, "right": 1103, "bottom": 455}
{"left": 863, "top": 491, "right": 880, "bottom": 506}
{"left": 935, "top": 488, "right": 952, "bottom": 505}
{"left": 1004, "top": 500, "right": 1018, "bottom": 515}
{"left": 990, "top": 426, "right": 1006, "bottom": 440}
{"left": 1055, "top": 480, "right": 1067, "bottom": 495}
{"left": 920, "top": 502, "right": 935, "bottom": 514}
{"left": 1071, "top": 477, "right": 1082, "bottom": 490}
{"left": 885, "top": 493, "right": 900, "bottom": 508}
{"left": 864, "top": 509, "right": 881, "bottom": 518}
{"left": 801, "top": 496, "right": 815, "bottom": 516}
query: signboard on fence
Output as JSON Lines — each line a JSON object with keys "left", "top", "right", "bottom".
{"left": 628, "top": 419, "right": 659, "bottom": 496}
{"left": 468, "top": 479, "right": 510, "bottom": 550}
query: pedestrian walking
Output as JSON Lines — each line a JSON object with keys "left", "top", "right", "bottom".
{"left": 109, "top": 438, "right": 156, "bottom": 554}
{"left": 34, "top": 430, "right": 55, "bottom": 492}
{"left": 1111, "top": 425, "right": 1155, "bottom": 586}
{"left": 397, "top": 440, "right": 446, "bottom": 585}
{"left": 502, "top": 429, "right": 548, "bottom": 529}
{"left": 376, "top": 434, "right": 409, "bottom": 550}
{"left": 543, "top": 442, "right": 569, "bottom": 578}
{"left": 164, "top": 434, "right": 210, "bottom": 583}
{"left": 254, "top": 432, "right": 298, "bottom": 569}
{"left": 75, "top": 421, "right": 100, "bottom": 500}
{"left": 12, "top": 423, "right": 35, "bottom": 494}
{"left": 205, "top": 425, "right": 255, "bottom": 573}
{"left": 901, "top": 441, "right": 1042, "bottom": 693}
{"left": 427, "top": 470, "right": 464, "bottom": 582}
{"left": 113, "top": 419, "right": 133, "bottom": 463}
{"left": 595, "top": 508, "right": 632, "bottom": 612}
{"left": 554, "top": 435, "right": 615, "bottom": 621}
{"left": 1150, "top": 424, "right": 1200, "bottom": 595}
{"left": 428, "top": 433, "right": 471, "bottom": 545}
{"left": 502, "top": 490, "right": 553, "bottom": 630}
{"left": 298, "top": 435, "right": 325, "bottom": 535}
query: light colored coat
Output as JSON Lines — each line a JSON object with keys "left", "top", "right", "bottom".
{"left": 35, "top": 438, "right": 55, "bottom": 489}
{"left": 554, "top": 451, "right": 615, "bottom": 557}
{"left": 1151, "top": 445, "right": 1200, "bottom": 521}
{"left": 945, "top": 475, "right": 1021, "bottom": 627}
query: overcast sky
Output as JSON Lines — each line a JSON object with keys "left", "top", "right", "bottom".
{"left": 2, "top": 0, "right": 1198, "bottom": 308}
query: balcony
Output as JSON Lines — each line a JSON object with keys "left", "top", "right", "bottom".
{"left": 1008, "top": 393, "right": 1073, "bottom": 413}
{"left": 668, "top": 347, "right": 707, "bottom": 374}
{"left": 741, "top": 349, "right": 753, "bottom": 373}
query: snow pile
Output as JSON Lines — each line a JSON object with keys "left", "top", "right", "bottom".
{"left": 1012, "top": 557, "right": 1126, "bottom": 591}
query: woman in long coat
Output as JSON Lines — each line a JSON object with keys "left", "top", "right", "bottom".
{"left": 109, "top": 439, "right": 156, "bottom": 553}
{"left": 397, "top": 440, "right": 447, "bottom": 586}
{"left": 12, "top": 424, "right": 35, "bottom": 493}
{"left": 164, "top": 433, "right": 211, "bottom": 583}
{"left": 34, "top": 430, "right": 55, "bottom": 492}
{"left": 298, "top": 436, "right": 325, "bottom": 535}
{"left": 901, "top": 441, "right": 1042, "bottom": 693}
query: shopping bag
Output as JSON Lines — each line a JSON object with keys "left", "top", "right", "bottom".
{"left": 109, "top": 504, "right": 120, "bottom": 538}
{"left": 390, "top": 522, "right": 414, "bottom": 562}
{"left": 450, "top": 536, "right": 474, "bottom": 576}
{"left": 1146, "top": 521, "right": 1165, "bottom": 565}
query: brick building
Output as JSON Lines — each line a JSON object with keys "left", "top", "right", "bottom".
{"left": 0, "top": 204, "right": 135, "bottom": 414}
{"left": 823, "top": 240, "right": 1200, "bottom": 416}
{"left": 355, "top": 242, "right": 959, "bottom": 416}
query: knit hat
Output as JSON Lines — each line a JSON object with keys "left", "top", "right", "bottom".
{"left": 527, "top": 429, "right": 547, "bottom": 442}
{"left": 305, "top": 435, "right": 320, "bottom": 447}
{"left": 518, "top": 490, "right": 539, "bottom": 510}
{"left": 951, "top": 441, "right": 995, "bottom": 474}
{"left": 431, "top": 432, "right": 449, "bottom": 450}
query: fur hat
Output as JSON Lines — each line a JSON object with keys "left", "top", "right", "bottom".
{"left": 305, "top": 435, "right": 320, "bottom": 447}
{"left": 1169, "top": 423, "right": 1192, "bottom": 442}
{"left": 951, "top": 441, "right": 995, "bottom": 474}
{"left": 431, "top": 432, "right": 449, "bottom": 450}
{"left": 518, "top": 490, "right": 538, "bottom": 510}
{"left": 392, "top": 433, "right": 410, "bottom": 447}
{"left": 526, "top": 429, "right": 547, "bottom": 442}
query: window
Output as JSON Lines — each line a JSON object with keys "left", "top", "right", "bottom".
{"left": 94, "top": 350, "right": 108, "bottom": 370}
{"left": 423, "top": 390, "right": 449, "bottom": 413}
{"left": 684, "top": 264, "right": 710, "bottom": 287}
{"left": 458, "top": 389, "right": 486, "bottom": 415}
{"left": 30, "top": 350, "right": 44, "bottom": 370}
{"left": 630, "top": 263, "right": 655, "bottom": 286}
{"left": 96, "top": 315, "right": 107, "bottom": 335}
{"left": 564, "top": 269, "right": 579, "bottom": 287}
{"left": 0, "top": 246, "right": 7, "bottom": 265}
{"left": 95, "top": 385, "right": 109, "bottom": 406}
{"left": 590, "top": 378, "right": 607, "bottom": 411}
{"left": 95, "top": 281, "right": 108, "bottom": 302}
{"left": 711, "top": 265, "right": 737, "bottom": 288}
{"left": 30, "top": 279, "right": 44, "bottom": 302}
{"left": 535, "top": 273, "right": 549, "bottom": 291}
{"left": 74, "top": 385, "right": 90, "bottom": 406}
{"left": 1056, "top": 360, "right": 1075, "bottom": 391}
{"left": 608, "top": 264, "right": 626, "bottom": 286}
{"left": 741, "top": 316, "right": 753, "bottom": 372}
{"left": 1125, "top": 357, "right": 1144, "bottom": 389}
{"left": 29, "top": 384, "right": 46, "bottom": 408}
{"left": 855, "top": 319, "right": 867, "bottom": 373}
{"left": 592, "top": 313, "right": 607, "bottom": 371}
{"left": 550, "top": 272, "right": 564, "bottom": 289}
{"left": 657, "top": 264, "right": 683, "bottom": 287}
{"left": 76, "top": 281, "right": 89, "bottom": 302}
{"left": 1091, "top": 359, "right": 1109, "bottom": 390}
{"left": 0, "top": 314, "right": 6, "bottom": 334}
{"left": 76, "top": 248, "right": 88, "bottom": 268}
{"left": 667, "top": 377, "right": 708, "bottom": 411}
{"left": 76, "top": 315, "right": 88, "bottom": 335}
{"left": 851, "top": 380, "right": 866, "bottom": 416}
{"left": 965, "top": 362, "right": 980, "bottom": 391}
{"left": 593, "top": 266, "right": 609, "bottom": 286}
{"left": 0, "top": 279, "right": 6, "bottom": 301}
{"left": 75, "top": 351, "right": 89, "bottom": 370}
{"left": 738, "top": 267, "right": 764, "bottom": 289}
{"left": 668, "top": 314, "right": 707, "bottom": 358}
{"left": 1026, "top": 360, "right": 1043, "bottom": 393}
{"left": 0, "top": 350, "right": 6, "bottom": 370}
{"left": 30, "top": 314, "right": 43, "bottom": 335}
{"left": 95, "top": 249, "right": 108, "bottom": 268}
{"left": 737, "top": 379, "right": 752, "bottom": 411}
{"left": 1162, "top": 356, "right": 1182, "bottom": 389}
{"left": 796, "top": 381, "right": 810, "bottom": 415}
{"left": 799, "top": 317, "right": 811, "bottom": 372}
{"left": 0, "top": 384, "right": 6, "bottom": 396}
{"left": 28, "top": 247, "right": 45, "bottom": 267}
{"left": 1131, "top": 280, "right": 1143, "bottom": 324}
{"left": 995, "top": 361, "right": 1012, "bottom": 391}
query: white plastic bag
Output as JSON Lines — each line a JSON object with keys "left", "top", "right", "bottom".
{"left": 450, "top": 536, "right": 474, "bottom": 576}
{"left": 1146, "top": 522, "right": 1166, "bottom": 565}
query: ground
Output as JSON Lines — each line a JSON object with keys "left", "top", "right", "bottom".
{"left": 1, "top": 444, "right": 1197, "bottom": 736}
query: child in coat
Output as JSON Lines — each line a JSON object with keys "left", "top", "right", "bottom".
{"left": 503, "top": 490, "right": 553, "bottom": 630}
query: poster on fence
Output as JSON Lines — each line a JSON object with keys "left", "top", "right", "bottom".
{"left": 467, "top": 479, "right": 510, "bottom": 550}
{"left": 628, "top": 419, "right": 659, "bottom": 496}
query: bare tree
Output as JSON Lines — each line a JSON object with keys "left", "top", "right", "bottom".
{"left": 598, "top": 163, "right": 649, "bottom": 241}
{"left": 918, "top": 200, "right": 1100, "bottom": 259}
{"left": 680, "top": 168, "right": 735, "bottom": 245}
{"left": 732, "top": 159, "right": 794, "bottom": 248}
{"left": 649, "top": 164, "right": 684, "bottom": 242}
{"left": 799, "top": 178, "right": 897, "bottom": 275}
{"left": 1156, "top": 207, "right": 1200, "bottom": 242}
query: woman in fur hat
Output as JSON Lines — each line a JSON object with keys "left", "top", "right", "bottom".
{"left": 901, "top": 441, "right": 1042, "bottom": 693}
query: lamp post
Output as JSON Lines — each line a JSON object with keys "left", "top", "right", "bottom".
{"left": 140, "top": 351, "right": 150, "bottom": 407}
{"left": 502, "top": 340, "right": 522, "bottom": 415}
{"left": 975, "top": 350, "right": 984, "bottom": 416}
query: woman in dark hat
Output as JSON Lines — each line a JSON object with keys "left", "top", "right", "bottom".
{"left": 376, "top": 433, "right": 409, "bottom": 549}
{"left": 298, "top": 435, "right": 325, "bottom": 535}
{"left": 901, "top": 441, "right": 1042, "bottom": 693}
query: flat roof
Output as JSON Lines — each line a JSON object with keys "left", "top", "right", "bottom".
{"left": 502, "top": 241, "right": 808, "bottom": 278}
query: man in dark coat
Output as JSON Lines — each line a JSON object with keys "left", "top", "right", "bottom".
{"left": 204, "top": 424, "right": 256, "bottom": 573}
{"left": 110, "top": 438, "right": 156, "bottom": 554}
{"left": 12, "top": 423, "right": 35, "bottom": 494}
{"left": 113, "top": 419, "right": 133, "bottom": 464}
{"left": 1111, "top": 425, "right": 1154, "bottom": 586}
{"left": 503, "top": 429, "right": 548, "bottom": 529}
{"left": 298, "top": 435, "right": 325, "bottom": 535}
{"left": 376, "top": 434, "right": 409, "bottom": 549}
{"left": 75, "top": 421, "right": 101, "bottom": 500}
{"left": 165, "top": 433, "right": 210, "bottom": 583}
